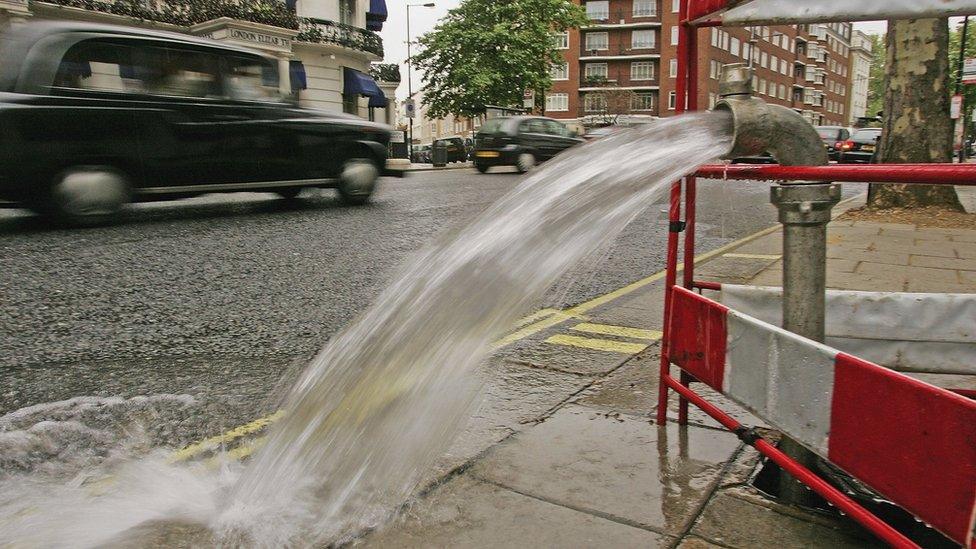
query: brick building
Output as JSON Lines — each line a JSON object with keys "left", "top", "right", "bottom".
{"left": 546, "top": 0, "right": 863, "bottom": 130}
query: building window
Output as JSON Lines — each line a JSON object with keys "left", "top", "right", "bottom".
{"left": 672, "top": 0, "right": 680, "bottom": 13}
{"left": 632, "top": 92, "right": 654, "bottom": 111}
{"left": 552, "top": 31, "right": 569, "bottom": 49}
{"left": 585, "top": 32, "right": 609, "bottom": 51}
{"left": 584, "top": 63, "right": 608, "bottom": 79}
{"left": 550, "top": 62, "right": 569, "bottom": 80}
{"left": 667, "top": 91, "right": 676, "bottom": 110}
{"left": 670, "top": 26, "right": 679, "bottom": 46}
{"left": 709, "top": 60, "right": 721, "bottom": 79}
{"left": 730, "top": 37, "right": 740, "bottom": 55}
{"left": 546, "top": 92, "right": 569, "bottom": 112}
{"left": 633, "top": 0, "right": 655, "bottom": 16}
{"left": 760, "top": 51, "right": 768, "bottom": 68}
{"left": 586, "top": 0, "right": 610, "bottom": 20}
{"left": 342, "top": 93, "right": 357, "bottom": 114}
{"left": 780, "top": 58, "right": 789, "bottom": 75}
{"left": 339, "top": 0, "right": 354, "bottom": 25}
{"left": 631, "top": 61, "right": 654, "bottom": 80}
{"left": 711, "top": 28, "right": 719, "bottom": 47}
{"left": 708, "top": 92, "right": 717, "bottom": 109}
{"left": 632, "top": 30, "right": 656, "bottom": 49}
{"left": 669, "top": 59, "right": 678, "bottom": 78}
{"left": 584, "top": 93, "right": 607, "bottom": 112}
{"left": 779, "top": 83, "right": 787, "bottom": 100}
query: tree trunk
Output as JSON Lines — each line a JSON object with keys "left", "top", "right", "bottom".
{"left": 868, "top": 18, "right": 965, "bottom": 210}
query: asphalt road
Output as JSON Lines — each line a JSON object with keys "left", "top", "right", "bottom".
{"left": 0, "top": 168, "right": 862, "bottom": 444}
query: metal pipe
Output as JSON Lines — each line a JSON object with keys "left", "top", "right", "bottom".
{"left": 714, "top": 63, "right": 837, "bottom": 506}
{"left": 693, "top": 163, "right": 976, "bottom": 184}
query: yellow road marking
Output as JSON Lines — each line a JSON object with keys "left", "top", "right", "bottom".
{"left": 169, "top": 410, "right": 284, "bottom": 463}
{"left": 545, "top": 334, "right": 648, "bottom": 354}
{"left": 207, "top": 436, "right": 267, "bottom": 467}
{"left": 724, "top": 253, "right": 782, "bottom": 260}
{"left": 571, "top": 322, "right": 662, "bottom": 341}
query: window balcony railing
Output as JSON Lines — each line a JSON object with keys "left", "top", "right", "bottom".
{"left": 32, "top": 0, "right": 383, "bottom": 57}
{"left": 297, "top": 18, "right": 383, "bottom": 57}
{"left": 585, "top": 8, "right": 660, "bottom": 24}
{"left": 34, "top": 0, "right": 301, "bottom": 30}
{"left": 580, "top": 43, "right": 659, "bottom": 57}
{"left": 580, "top": 75, "right": 658, "bottom": 88}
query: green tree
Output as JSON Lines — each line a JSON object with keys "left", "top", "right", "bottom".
{"left": 412, "top": 0, "right": 587, "bottom": 119}
{"left": 865, "top": 33, "right": 886, "bottom": 119}
{"left": 949, "top": 19, "right": 976, "bottom": 134}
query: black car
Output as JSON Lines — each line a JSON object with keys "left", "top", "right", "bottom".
{"left": 433, "top": 137, "right": 468, "bottom": 163}
{"left": 473, "top": 116, "right": 583, "bottom": 173}
{"left": 815, "top": 126, "right": 852, "bottom": 161}
{"left": 838, "top": 128, "right": 882, "bottom": 164}
{"left": 0, "top": 21, "right": 396, "bottom": 225}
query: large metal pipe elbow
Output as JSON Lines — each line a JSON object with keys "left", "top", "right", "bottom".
{"left": 713, "top": 64, "right": 828, "bottom": 167}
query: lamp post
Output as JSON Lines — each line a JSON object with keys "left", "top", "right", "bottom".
{"left": 406, "top": 2, "right": 435, "bottom": 163}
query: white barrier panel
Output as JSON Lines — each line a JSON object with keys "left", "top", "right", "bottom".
{"left": 719, "top": 285, "right": 976, "bottom": 375}
{"left": 720, "top": 0, "right": 976, "bottom": 25}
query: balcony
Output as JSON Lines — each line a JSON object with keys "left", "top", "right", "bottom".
{"left": 297, "top": 18, "right": 383, "bottom": 57}
{"left": 579, "top": 74, "right": 659, "bottom": 91}
{"left": 580, "top": 43, "right": 659, "bottom": 61}
{"left": 34, "top": 0, "right": 300, "bottom": 30}
{"left": 585, "top": 8, "right": 661, "bottom": 28}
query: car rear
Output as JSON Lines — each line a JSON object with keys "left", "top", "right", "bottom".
{"left": 473, "top": 118, "right": 518, "bottom": 167}
{"left": 816, "top": 126, "right": 847, "bottom": 161}
{"left": 838, "top": 128, "right": 882, "bottom": 163}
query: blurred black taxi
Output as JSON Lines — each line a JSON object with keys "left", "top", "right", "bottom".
{"left": 0, "top": 21, "right": 396, "bottom": 225}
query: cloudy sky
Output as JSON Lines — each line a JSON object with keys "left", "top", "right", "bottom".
{"left": 377, "top": 3, "right": 890, "bottom": 101}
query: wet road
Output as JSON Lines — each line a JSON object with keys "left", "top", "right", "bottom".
{"left": 0, "top": 169, "right": 861, "bottom": 443}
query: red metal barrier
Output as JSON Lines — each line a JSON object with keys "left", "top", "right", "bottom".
{"left": 657, "top": 2, "right": 976, "bottom": 547}
{"left": 695, "top": 163, "right": 976, "bottom": 185}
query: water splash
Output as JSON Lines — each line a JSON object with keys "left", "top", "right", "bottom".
{"left": 0, "top": 112, "right": 732, "bottom": 548}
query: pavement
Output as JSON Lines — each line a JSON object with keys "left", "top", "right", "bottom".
{"left": 353, "top": 186, "right": 976, "bottom": 548}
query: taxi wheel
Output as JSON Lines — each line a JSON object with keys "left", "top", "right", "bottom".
{"left": 47, "top": 166, "right": 130, "bottom": 226}
{"left": 515, "top": 153, "right": 536, "bottom": 173}
{"left": 475, "top": 162, "right": 490, "bottom": 174}
{"left": 337, "top": 158, "right": 379, "bottom": 206}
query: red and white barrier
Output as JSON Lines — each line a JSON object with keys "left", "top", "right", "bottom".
{"left": 667, "top": 286, "right": 976, "bottom": 547}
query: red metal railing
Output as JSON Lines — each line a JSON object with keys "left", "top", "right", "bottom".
{"left": 656, "top": 2, "right": 976, "bottom": 548}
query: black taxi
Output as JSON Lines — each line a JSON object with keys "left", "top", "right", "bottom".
{"left": 0, "top": 21, "right": 395, "bottom": 224}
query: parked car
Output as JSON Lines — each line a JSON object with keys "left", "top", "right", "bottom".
{"left": 432, "top": 137, "right": 467, "bottom": 163}
{"left": 582, "top": 126, "right": 623, "bottom": 140}
{"left": 730, "top": 153, "right": 777, "bottom": 164}
{"left": 472, "top": 116, "right": 583, "bottom": 173}
{"left": 815, "top": 126, "right": 853, "bottom": 161}
{"left": 838, "top": 128, "right": 883, "bottom": 164}
{"left": 0, "top": 21, "right": 396, "bottom": 225}
{"left": 412, "top": 144, "right": 432, "bottom": 164}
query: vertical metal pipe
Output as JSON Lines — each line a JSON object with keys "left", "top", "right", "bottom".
{"left": 656, "top": 181, "right": 684, "bottom": 426}
{"left": 771, "top": 182, "right": 841, "bottom": 505}
{"left": 678, "top": 12, "right": 699, "bottom": 425}
{"left": 956, "top": 17, "right": 970, "bottom": 162}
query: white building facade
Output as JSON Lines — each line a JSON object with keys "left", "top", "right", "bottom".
{"left": 0, "top": 0, "right": 398, "bottom": 124}
{"left": 848, "top": 29, "right": 873, "bottom": 123}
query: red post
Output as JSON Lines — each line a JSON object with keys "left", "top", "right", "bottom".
{"left": 658, "top": 0, "right": 692, "bottom": 426}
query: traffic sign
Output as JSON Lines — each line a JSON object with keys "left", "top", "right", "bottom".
{"left": 405, "top": 99, "right": 416, "bottom": 118}
{"left": 523, "top": 89, "right": 535, "bottom": 108}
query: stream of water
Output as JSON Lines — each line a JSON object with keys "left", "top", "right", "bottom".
{"left": 0, "top": 111, "right": 732, "bottom": 548}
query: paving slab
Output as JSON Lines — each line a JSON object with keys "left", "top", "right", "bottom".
{"left": 468, "top": 405, "right": 741, "bottom": 536}
{"left": 574, "top": 352, "right": 659, "bottom": 416}
{"left": 362, "top": 476, "right": 668, "bottom": 548}
{"left": 910, "top": 255, "right": 976, "bottom": 271}
{"left": 689, "top": 488, "right": 882, "bottom": 549}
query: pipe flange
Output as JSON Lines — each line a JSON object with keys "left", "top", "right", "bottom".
{"left": 771, "top": 183, "right": 841, "bottom": 225}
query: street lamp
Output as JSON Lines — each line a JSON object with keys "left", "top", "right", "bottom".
{"left": 406, "top": 2, "right": 435, "bottom": 163}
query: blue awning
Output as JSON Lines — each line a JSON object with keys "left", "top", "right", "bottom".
{"left": 289, "top": 60, "right": 307, "bottom": 92}
{"left": 366, "top": 0, "right": 387, "bottom": 31}
{"left": 343, "top": 67, "right": 387, "bottom": 107}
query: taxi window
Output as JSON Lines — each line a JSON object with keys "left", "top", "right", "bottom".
{"left": 53, "top": 40, "right": 142, "bottom": 93}
{"left": 143, "top": 46, "right": 221, "bottom": 99}
{"left": 223, "top": 56, "right": 280, "bottom": 101}
{"left": 543, "top": 119, "right": 569, "bottom": 136}
{"left": 522, "top": 119, "right": 547, "bottom": 133}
